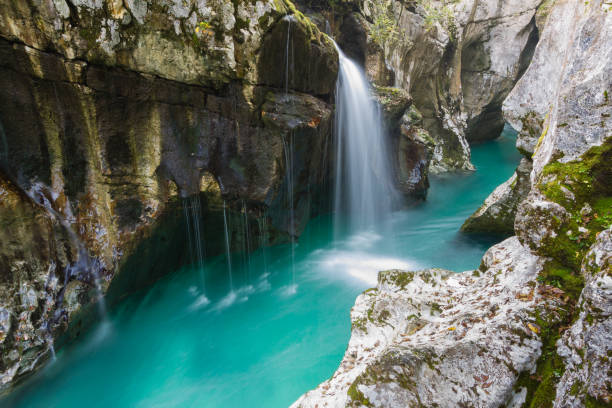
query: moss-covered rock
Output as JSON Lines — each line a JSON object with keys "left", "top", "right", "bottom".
{"left": 517, "top": 138, "right": 612, "bottom": 271}
{"left": 461, "top": 157, "right": 532, "bottom": 236}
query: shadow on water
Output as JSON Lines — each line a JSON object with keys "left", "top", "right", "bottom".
{"left": 2, "top": 128, "right": 522, "bottom": 408}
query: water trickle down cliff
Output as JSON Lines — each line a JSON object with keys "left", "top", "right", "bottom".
{"left": 0, "top": 0, "right": 340, "bottom": 392}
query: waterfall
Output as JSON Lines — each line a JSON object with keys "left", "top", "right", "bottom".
{"left": 333, "top": 46, "right": 398, "bottom": 232}
{"left": 182, "top": 195, "right": 206, "bottom": 291}
{"left": 26, "top": 183, "right": 109, "bottom": 332}
{"left": 222, "top": 201, "right": 234, "bottom": 292}
{"left": 284, "top": 15, "right": 295, "bottom": 94}
{"left": 241, "top": 201, "right": 252, "bottom": 283}
{"left": 258, "top": 216, "right": 269, "bottom": 275}
{"left": 281, "top": 132, "right": 296, "bottom": 287}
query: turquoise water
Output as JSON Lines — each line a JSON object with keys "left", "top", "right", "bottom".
{"left": 3, "top": 129, "right": 521, "bottom": 408}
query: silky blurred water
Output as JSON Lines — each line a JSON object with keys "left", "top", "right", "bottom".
{"left": 2, "top": 128, "right": 521, "bottom": 408}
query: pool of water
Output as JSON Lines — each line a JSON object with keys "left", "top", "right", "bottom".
{"left": 3, "top": 128, "right": 521, "bottom": 408}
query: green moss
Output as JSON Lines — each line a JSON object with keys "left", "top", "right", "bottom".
{"left": 533, "top": 112, "right": 550, "bottom": 156}
{"left": 352, "top": 317, "right": 368, "bottom": 333}
{"left": 537, "top": 260, "right": 584, "bottom": 302}
{"left": 272, "top": 0, "right": 320, "bottom": 40}
{"left": 382, "top": 270, "right": 415, "bottom": 289}
{"left": 515, "top": 309, "right": 569, "bottom": 407}
{"left": 347, "top": 382, "right": 373, "bottom": 406}
{"left": 378, "top": 309, "right": 391, "bottom": 324}
{"left": 585, "top": 394, "right": 610, "bottom": 408}
{"left": 537, "top": 137, "right": 612, "bottom": 269}
{"left": 569, "top": 380, "right": 583, "bottom": 396}
{"left": 514, "top": 137, "right": 612, "bottom": 406}
{"left": 430, "top": 302, "right": 442, "bottom": 315}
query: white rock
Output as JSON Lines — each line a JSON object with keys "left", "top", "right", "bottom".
{"left": 293, "top": 238, "right": 559, "bottom": 407}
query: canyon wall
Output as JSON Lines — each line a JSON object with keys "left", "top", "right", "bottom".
{"left": 309, "top": 0, "right": 542, "bottom": 173}
{"left": 0, "top": 0, "right": 340, "bottom": 392}
{"left": 295, "top": 0, "right": 611, "bottom": 406}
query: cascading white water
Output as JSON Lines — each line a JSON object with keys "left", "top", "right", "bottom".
{"left": 284, "top": 15, "right": 294, "bottom": 94}
{"left": 333, "top": 46, "right": 398, "bottom": 232}
{"left": 182, "top": 195, "right": 206, "bottom": 291}
{"left": 241, "top": 200, "right": 252, "bottom": 282}
{"left": 222, "top": 200, "right": 234, "bottom": 292}
{"left": 258, "top": 216, "right": 269, "bottom": 275}
{"left": 281, "top": 132, "right": 296, "bottom": 288}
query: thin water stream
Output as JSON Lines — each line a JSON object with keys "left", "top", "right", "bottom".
{"left": 3, "top": 127, "right": 521, "bottom": 408}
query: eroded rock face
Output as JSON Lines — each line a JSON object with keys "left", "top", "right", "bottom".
{"left": 0, "top": 0, "right": 338, "bottom": 392}
{"left": 0, "top": 0, "right": 338, "bottom": 91}
{"left": 0, "top": 174, "right": 82, "bottom": 389}
{"left": 358, "top": 0, "right": 541, "bottom": 172}
{"left": 503, "top": 0, "right": 611, "bottom": 164}
{"left": 293, "top": 238, "right": 565, "bottom": 408}
{"left": 374, "top": 86, "right": 434, "bottom": 199}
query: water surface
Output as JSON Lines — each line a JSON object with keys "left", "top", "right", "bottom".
{"left": 3, "top": 128, "right": 521, "bottom": 408}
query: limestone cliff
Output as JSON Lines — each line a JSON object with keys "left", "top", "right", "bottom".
{"left": 315, "top": 0, "right": 542, "bottom": 172}
{"left": 294, "top": 0, "right": 611, "bottom": 406}
{"left": 0, "top": 0, "right": 338, "bottom": 392}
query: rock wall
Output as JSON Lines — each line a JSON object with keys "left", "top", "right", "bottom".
{"left": 0, "top": 0, "right": 338, "bottom": 392}
{"left": 357, "top": 0, "right": 541, "bottom": 172}
{"left": 294, "top": 0, "right": 611, "bottom": 406}
{"left": 374, "top": 86, "right": 434, "bottom": 199}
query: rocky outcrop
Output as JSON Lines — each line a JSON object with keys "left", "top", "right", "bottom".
{"left": 375, "top": 86, "right": 434, "bottom": 198}
{"left": 510, "top": 0, "right": 611, "bottom": 270}
{"left": 0, "top": 0, "right": 338, "bottom": 392}
{"left": 503, "top": 0, "right": 611, "bottom": 164}
{"left": 461, "top": 157, "right": 532, "bottom": 236}
{"left": 293, "top": 237, "right": 564, "bottom": 407}
{"left": 465, "top": 0, "right": 612, "bottom": 239}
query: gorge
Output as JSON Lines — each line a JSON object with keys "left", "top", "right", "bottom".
{"left": 0, "top": 0, "right": 610, "bottom": 407}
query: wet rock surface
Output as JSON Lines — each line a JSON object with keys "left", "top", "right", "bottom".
{"left": 374, "top": 86, "right": 433, "bottom": 198}
{"left": 0, "top": 0, "right": 338, "bottom": 392}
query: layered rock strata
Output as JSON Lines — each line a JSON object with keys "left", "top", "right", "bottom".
{"left": 0, "top": 0, "right": 338, "bottom": 392}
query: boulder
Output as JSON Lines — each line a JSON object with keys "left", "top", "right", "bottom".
{"left": 461, "top": 157, "right": 532, "bottom": 236}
